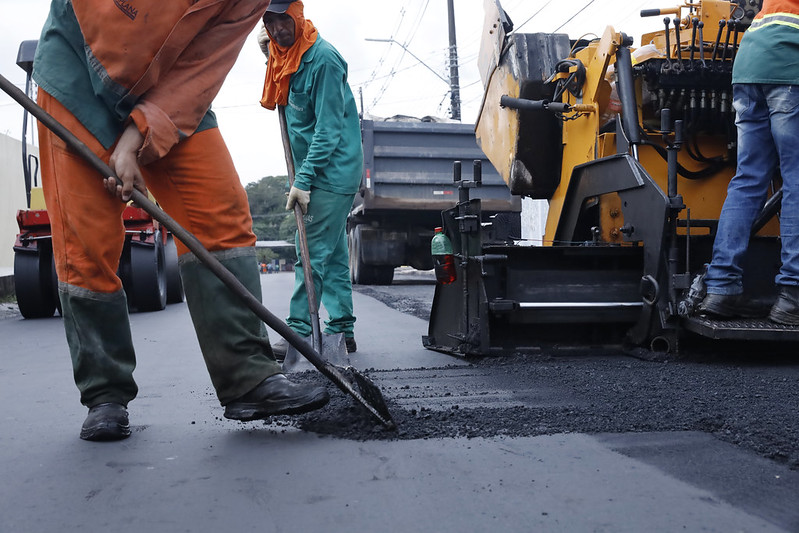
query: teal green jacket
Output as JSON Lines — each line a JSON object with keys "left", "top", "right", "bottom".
{"left": 285, "top": 37, "right": 363, "bottom": 194}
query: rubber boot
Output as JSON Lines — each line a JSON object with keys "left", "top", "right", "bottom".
{"left": 179, "top": 248, "right": 283, "bottom": 405}
{"left": 59, "top": 285, "right": 138, "bottom": 408}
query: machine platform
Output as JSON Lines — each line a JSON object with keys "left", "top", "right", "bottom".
{"left": 683, "top": 316, "right": 799, "bottom": 342}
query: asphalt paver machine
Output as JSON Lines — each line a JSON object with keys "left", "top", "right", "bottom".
{"left": 424, "top": 0, "right": 799, "bottom": 356}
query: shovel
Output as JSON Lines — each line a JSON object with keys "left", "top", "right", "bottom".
{"left": 276, "top": 106, "right": 349, "bottom": 372}
{"left": 0, "top": 73, "right": 394, "bottom": 430}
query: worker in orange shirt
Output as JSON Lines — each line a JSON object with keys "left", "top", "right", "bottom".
{"left": 33, "top": 0, "right": 328, "bottom": 441}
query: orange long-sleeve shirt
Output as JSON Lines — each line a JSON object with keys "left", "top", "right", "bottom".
{"left": 33, "top": 0, "right": 269, "bottom": 164}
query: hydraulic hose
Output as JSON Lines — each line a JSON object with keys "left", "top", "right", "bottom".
{"left": 614, "top": 35, "right": 642, "bottom": 155}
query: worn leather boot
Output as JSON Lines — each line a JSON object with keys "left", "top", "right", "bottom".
{"left": 223, "top": 374, "right": 329, "bottom": 421}
{"left": 768, "top": 285, "right": 799, "bottom": 325}
{"left": 697, "top": 293, "right": 765, "bottom": 318}
{"left": 80, "top": 403, "right": 131, "bottom": 441}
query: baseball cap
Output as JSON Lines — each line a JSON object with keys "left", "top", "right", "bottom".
{"left": 266, "top": 0, "right": 295, "bottom": 13}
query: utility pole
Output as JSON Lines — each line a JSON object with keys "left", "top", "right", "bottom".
{"left": 447, "top": 0, "right": 461, "bottom": 121}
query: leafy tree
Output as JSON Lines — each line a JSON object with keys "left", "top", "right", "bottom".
{"left": 246, "top": 175, "right": 296, "bottom": 241}
{"left": 246, "top": 175, "right": 297, "bottom": 265}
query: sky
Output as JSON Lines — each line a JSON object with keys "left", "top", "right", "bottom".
{"left": 0, "top": 0, "right": 663, "bottom": 185}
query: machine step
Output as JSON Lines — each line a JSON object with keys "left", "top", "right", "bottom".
{"left": 683, "top": 316, "right": 799, "bottom": 341}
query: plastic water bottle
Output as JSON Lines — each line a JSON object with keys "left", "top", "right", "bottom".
{"left": 431, "top": 227, "right": 456, "bottom": 284}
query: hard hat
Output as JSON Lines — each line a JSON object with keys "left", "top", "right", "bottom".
{"left": 266, "top": 0, "right": 295, "bottom": 13}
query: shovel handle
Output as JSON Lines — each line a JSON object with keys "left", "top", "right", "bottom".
{"left": 0, "top": 73, "right": 333, "bottom": 376}
{"left": 277, "top": 106, "right": 323, "bottom": 352}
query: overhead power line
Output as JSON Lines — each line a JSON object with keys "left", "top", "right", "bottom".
{"left": 554, "top": 0, "right": 600, "bottom": 33}
{"left": 367, "top": 0, "right": 431, "bottom": 110}
{"left": 513, "top": 0, "right": 555, "bottom": 33}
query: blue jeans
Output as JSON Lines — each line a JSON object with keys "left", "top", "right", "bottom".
{"left": 705, "top": 83, "right": 799, "bottom": 295}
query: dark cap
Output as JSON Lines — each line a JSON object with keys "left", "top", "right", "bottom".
{"left": 265, "top": 0, "right": 295, "bottom": 13}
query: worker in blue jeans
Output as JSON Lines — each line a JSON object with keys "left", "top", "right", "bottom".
{"left": 698, "top": 0, "right": 799, "bottom": 324}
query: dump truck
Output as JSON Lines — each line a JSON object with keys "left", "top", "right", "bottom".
{"left": 11, "top": 40, "right": 183, "bottom": 319}
{"left": 348, "top": 117, "right": 521, "bottom": 285}
{"left": 423, "top": 0, "right": 798, "bottom": 356}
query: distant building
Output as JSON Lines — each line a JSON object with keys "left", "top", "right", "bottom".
{"left": 0, "top": 133, "right": 35, "bottom": 295}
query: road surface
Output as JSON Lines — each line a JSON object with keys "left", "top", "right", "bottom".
{"left": 1, "top": 269, "right": 797, "bottom": 532}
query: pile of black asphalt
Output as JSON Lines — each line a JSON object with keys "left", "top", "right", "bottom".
{"left": 270, "top": 283, "right": 799, "bottom": 471}
{"left": 274, "top": 352, "right": 799, "bottom": 471}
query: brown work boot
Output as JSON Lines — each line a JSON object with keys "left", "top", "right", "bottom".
{"left": 768, "top": 285, "right": 799, "bottom": 325}
{"left": 223, "top": 374, "right": 329, "bottom": 421}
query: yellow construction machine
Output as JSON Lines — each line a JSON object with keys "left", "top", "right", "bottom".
{"left": 424, "top": 0, "right": 796, "bottom": 356}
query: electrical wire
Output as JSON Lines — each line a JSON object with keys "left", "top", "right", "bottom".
{"left": 513, "top": 0, "right": 555, "bottom": 33}
{"left": 363, "top": 6, "right": 407, "bottom": 92}
{"left": 369, "top": 0, "right": 433, "bottom": 110}
{"left": 553, "top": 0, "right": 600, "bottom": 33}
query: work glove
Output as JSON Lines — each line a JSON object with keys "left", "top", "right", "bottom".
{"left": 257, "top": 24, "right": 270, "bottom": 58}
{"left": 286, "top": 186, "right": 311, "bottom": 214}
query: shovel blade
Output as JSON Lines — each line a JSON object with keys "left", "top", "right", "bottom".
{"left": 321, "top": 332, "right": 348, "bottom": 366}
{"left": 282, "top": 332, "right": 348, "bottom": 373}
{"left": 346, "top": 367, "right": 394, "bottom": 428}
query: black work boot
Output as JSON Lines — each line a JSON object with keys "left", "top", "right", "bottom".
{"left": 223, "top": 374, "right": 329, "bottom": 421}
{"left": 697, "top": 293, "right": 764, "bottom": 318}
{"left": 80, "top": 403, "right": 131, "bottom": 441}
{"left": 768, "top": 285, "right": 799, "bottom": 325}
{"left": 345, "top": 336, "right": 357, "bottom": 353}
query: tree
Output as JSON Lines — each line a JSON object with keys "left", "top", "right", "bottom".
{"left": 246, "top": 175, "right": 297, "bottom": 266}
{"left": 246, "top": 175, "right": 296, "bottom": 241}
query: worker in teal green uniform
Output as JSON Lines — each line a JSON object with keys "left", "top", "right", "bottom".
{"left": 259, "top": 0, "right": 363, "bottom": 355}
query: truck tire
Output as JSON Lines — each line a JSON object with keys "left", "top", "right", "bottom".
{"left": 349, "top": 225, "right": 394, "bottom": 285}
{"left": 164, "top": 234, "right": 184, "bottom": 304}
{"left": 127, "top": 231, "right": 167, "bottom": 312}
{"left": 14, "top": 243, "right": 57, "bottom": 319}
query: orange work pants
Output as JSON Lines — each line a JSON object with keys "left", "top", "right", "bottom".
{"left": 37, "top": 90, "right": 256, "bottom": 293}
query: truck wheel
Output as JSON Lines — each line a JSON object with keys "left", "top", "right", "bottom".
{"left": 371, "top": 265, "right": 394, "bottom": 285}
{"left": 349, "top": 225, "right": 394, "bottom": 285}
{"left": 14, "top": 244, "right": 57, "bottom": 319}
{"left": 128, "top": 231, "right": 167, "bottom": 312}
{"left": 164, "top": 234, "right": 184, "bottom": 304}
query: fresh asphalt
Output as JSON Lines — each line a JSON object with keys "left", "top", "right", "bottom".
{"left": 1, "top": 271, "right": 797, "bottom": 532}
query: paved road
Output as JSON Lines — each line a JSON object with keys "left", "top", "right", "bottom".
{"left": 1, "top": 271, "right": 797, "bottom": 532}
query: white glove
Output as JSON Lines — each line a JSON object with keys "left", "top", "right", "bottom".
{"left": 257, "top": 24, "right": 270, "bottom": 58}
{"left": 286, "top": 186, "right": 311, "bottom": 214}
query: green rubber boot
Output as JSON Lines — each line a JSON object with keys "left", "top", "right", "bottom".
{"left": 179, "top": 248, "right": 282, "bottom": 405}
{"left": 59, "top": 285, "right": 138, "bottom": 408}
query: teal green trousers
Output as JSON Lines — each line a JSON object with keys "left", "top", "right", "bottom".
{"left": 287, "top": 188, "right": 356, "bottom": 338}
